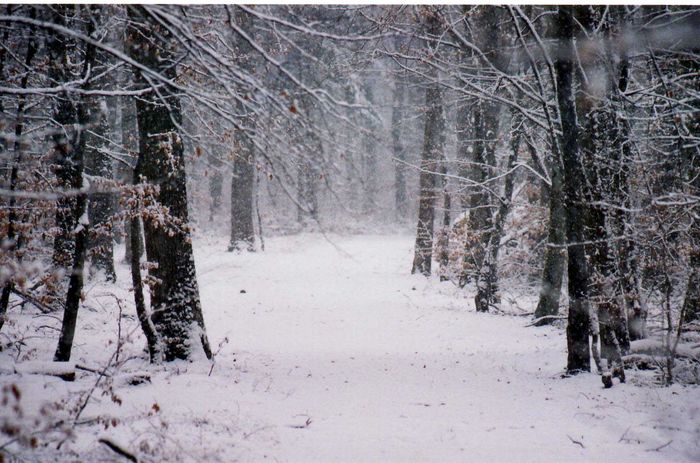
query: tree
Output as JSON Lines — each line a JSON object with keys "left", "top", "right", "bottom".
{"left": 229, "top": 7, "right": 257, "bottom": 250}
{"left": 126, "top": 6, "right": 212, "bottom": 361}
{"left": 0, "top": 7, "right": 37, "bottom": 331}
{"left": 555, "top": 5, "right": 591, "bottom": 374}
{"left": 391, "top": 67, "right": 408, "bottom": 221}
{"left": 54, "top": 5, "right": 98, "bottom": 361}
{"left": 412, "top": 7, "right": 446, "bottom": 276}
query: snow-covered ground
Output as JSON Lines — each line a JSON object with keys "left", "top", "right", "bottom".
{"left": 2, "top": 234, "right": 699, "bottom": 462}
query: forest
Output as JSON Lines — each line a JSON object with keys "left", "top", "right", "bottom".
{"left": 0, "top": 4, "right": 699, "bottom": 462}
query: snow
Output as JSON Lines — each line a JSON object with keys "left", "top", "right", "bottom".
{"left": 2, "top": 233, "right": 699, "bottom": 461}
{"left": 11, "top": 361, "right": 75, "bottom": 377}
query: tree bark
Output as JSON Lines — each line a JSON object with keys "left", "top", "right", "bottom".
{"left": 130, "top": 163, "right": 160, "bottom": 362}
{"left": 458, "top": 6, "right": 503, "bottom": 289}
{"left": 392, "top": 72, "right": 408, "bottom": 221}
{"left": 474, "top": 130, "right": 520, "bottom": 312}
{"left": 0, "top": 15, "right": 36, "bottom": 331}
{"left": 411, "top": 9, "right": 445, "bottom": 276}
{"left": 229, "top": 7, "right": 258, "bottom": 246}
{"left": 126, "top": 5, "right": 211, "bottom": 361}
{"left": 54, "top": 5, "right": 99, "bottom": 362}
{"left": 681, "top": 52, "right": 700, "bottom": 324}
{"left": 533, "top": 143, "right": 566, "bottom": 324}
{"left": 230, "top": 134, "right": 255, "bottom": 251}
{"left": 120, "top": 96, "right": 144, "bottom": 264}
{"left": 50, "top": 6, "right": 80, "bottom": 272}
{"left": 208, "top": 152, "right": 224, "bottom": 222}
{"left": 85, "top": 96, "right": 116, "bottom": 281}
{"left": 555, "top": 5, "right": 591, "bottom": 374}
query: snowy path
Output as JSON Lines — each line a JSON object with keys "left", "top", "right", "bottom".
{"left": 7, "top": 234, "right": 698, "bottom": 462}
{"left": 180, "top": 234, "right": 697, "bottom": 462}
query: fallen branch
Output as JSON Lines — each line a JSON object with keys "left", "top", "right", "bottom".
{"left": 13, "top": 361, "right": 75, "bottom": 381}
{"left": 646, "top": 440, "right": 672, "bottom": 452}
{"left": 76, "top": 363, "right": 112, "bottom": 377}
{"left": 11, "top": 288, "right": 60, "bottom": 314}
{"left": 525, "top": 315, "right": 566, "bottom": 327}
{"left": 99, "top": 437, "right": 138, "bottom": 462}
{"left": 567, "top": 435, "right": 585, "bottom": 449}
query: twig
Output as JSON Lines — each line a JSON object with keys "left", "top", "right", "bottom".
{"left": 567, "top": 435, "right": 585, "bottom": 449}
{"left": 75, "top": 363, "right": 112, "bottom": 377}
{"left": 208, "top": 336, "right": 229, "bottom": 377}
{"left": 11, "top": 287, "right": 60, "bottom": 314}
{"left": 646, "top": 440, "right": 672, "bottom": 452}
{"left": 525, "top": 315, "right": 566, "bottom": 327}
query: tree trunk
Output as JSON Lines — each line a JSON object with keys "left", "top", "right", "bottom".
{"left": 576, "top": 8, "right": 630, "bottom": 379}
{"left": 411, "top": 10, "right": 446, "bottom": 276}
{"left": 208, "top": 152, "right": 223, "bottom": 222}
{"left": 130, "top": 163, "right": 160, "bottom": 362}
{"left": 126, "top": 5, "right": 211, "bottom": 361}
{"left": 533, "top": 142, "right": 566, "bottom": 325}
{"left": 85, "top": 96, "right": 116, "bottom": 281}
{"left": 681, "top": 53, "right": 700, "bottom": 324}
{"left": 437, "top": 163, "right": 451, "bottom": 281}
{"left": 54, "top": 5, "right": 99, "bottom": 362}
{"left": 50, "top": 6, "right": 80, "bottom": 273}
{"left": 120, "top": 95, "right": 144, "bottom": 264}
{"left": 474, "top": 130, "right": 520, "bottom": 312}
{"left": 0, "top": 18, "right": 37, "bottom": 330}
{"left": 455, "top": 100, "right": 474, "bottom": 211}
{"left": 555, "top": 5, "right": 591, "bottom": 374}
{"left": 230, "top": 135, "right": 255, "bottom": 251}
{"left": 295, "top": 94, "right": 321, "bottom": 228}
{"left": 458, "top": 7, "right": 503, "bottom": 289}
{"left": 362, "top": 85, "right": 379, "bottom": 217}
{"left": 392, "top": 73, "right": 408, "bottom": 221}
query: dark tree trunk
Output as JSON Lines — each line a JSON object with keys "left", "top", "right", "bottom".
{"left": 362, "top": 85, "right": 379, "bottom": 217}
{"left": 130, "top": 162, "right": 160, "bottom": 362}
{"left": 455, "top": 101, "right": 474, "bottom": 211}
{"left": 459, "top": 102, "right": 494, "bottom": 287}
{"left": 437, "top": 163, "right": 451, "bottom": 281}
{"left": 54, "top": 5, "right": 99, "bottom": 362}
{"left": 296, "top": 158, "right": 317, "bottom": 225}
{"left": 362, "top": 134, "right": 378, "bottom": 217}
{"left": 85, "top": 96, "right": 116, "bottom": 281}
{"left": 392, "top": 73, "right": 408, "bottom": 221}
{"left": 0, "top": 5, "right": 10, "bottom": 152}
{"left": 411, "top": 10, "right": 445, "bottom": 276}
{"left": 575, "top": 9, "right": 630, "bottom": 381}
{"left": 611, "top": 50, "right": 645, "bottom": 340}
{"left": 0, "top": 17, "right": 36, "bottom": 330}
{"left": 681, "top": 53, "right": 700, "bottom": 324}
{"left": 229, "top": 7, "right": 258, "bottom": 246}
{"left": 126, "top": 5, "right": 211, "bottom": 361}
{"left": 458, "top": 7, "right": 503, "bottom": 289}
{"left": 120, "top": 95, "right": 144, "bottom": 264}
{"left": 555, "top": 6, "right": 591, "bottom": 374}
{"left": 296, "top": 94, "right": 321, "bottom": 227}
{"left": 230, "top": 135, "right": 255, "bottom": 251}
{"left": 49, "top": 6, "right": 80, "bottom": 272}
{"left": 684, "top": 258, "right": 700, "bottom": 324}
{"left": 533, "top": 141, "right": 566, "bottom": 325}
{"left": 474, "top": 130, "right": 521, "bottom": 312}
{"left": 53, "top": 191, "right": 88, "bottom": 361}
{"left": 208, "top": 152, "right": 224, "bottom": 222}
